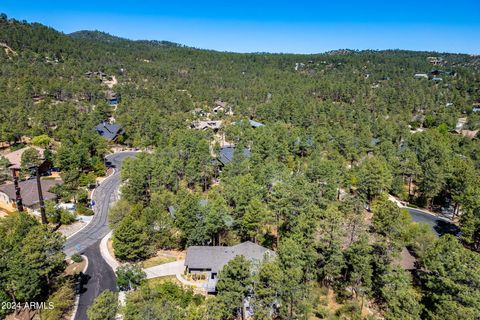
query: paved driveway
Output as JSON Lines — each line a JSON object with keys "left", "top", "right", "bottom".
{"left": 144, "top": 260, "right": 186, "bottom": 279}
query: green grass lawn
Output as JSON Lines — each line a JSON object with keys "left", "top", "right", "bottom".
{"left": 147, "top": 275, "right": 182, "bottom": 287}
{"left": 141, "top": 255, "right": 177, "bottom": 269}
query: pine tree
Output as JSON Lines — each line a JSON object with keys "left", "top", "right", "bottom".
{"left": 113, "top": 214, "right": 150, "bottom": 261}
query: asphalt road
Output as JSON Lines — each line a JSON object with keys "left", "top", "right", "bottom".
{"left": 63, "top": 152, "right": 136, "bottom": 320}
{"left": 406, "top": 207, "right": 460, "bottom": 236}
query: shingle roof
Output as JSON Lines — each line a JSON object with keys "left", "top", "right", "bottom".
{"left": 0, "top": 178, "right": 62, "bottom": 207}
{"left": 218, "top": 146, "right": 251, "bottom": 165}
{"left": 184, "top": 241, "right": 273, "bottom": 273}
{"left": 95, "top": 122, "right": 122, "bottom": 141}
{"left": 2, "top": 147, "right": 44, "bottom": 169}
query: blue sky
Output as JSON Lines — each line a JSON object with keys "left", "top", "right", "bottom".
{"left": 1, "top": 0, "right": 479, "bottom": 54}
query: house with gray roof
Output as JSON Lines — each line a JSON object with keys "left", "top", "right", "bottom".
{"left": 191, "top": 120, "right": 223, "bottom": 131}
{"left": 248, "top": 119, "right": 265, "bottom": 128}
{"left": 233, "top": 119, "right": 265, "bottom": 128}
{"left": 414, "top": 73, "right": 428, "bottom": 79}
{"left": 95, "top": 122, "right": 123, "bottom": 141}
{"left": 218, "top": 146, "right": 251, "bottom": 166}
{"left": 0, "top": 178, "right": 62, "bottom": 213}
{"left": 184, "top": 241, "right": 274, "bottom": 292}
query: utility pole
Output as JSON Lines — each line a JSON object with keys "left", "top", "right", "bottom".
{"left": 30, "top": 165, "right": 47, "bottom": 224}
{"left": 10, "top": 168, "right": 24, "bottom": 212}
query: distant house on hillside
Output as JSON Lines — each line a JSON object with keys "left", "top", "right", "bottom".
{"left": 233, "top": 119, "right": 265, "bottom": 128}
{"left": 95, "top": 122, "right": 123, "bottom": 142}
{"left": 459, "top": 130, "right": 478, "bottom": 139}
{"left": 106, "top": 90, "right": 119, "bottom": 106}
{"left": 213, "top": 99, "right": 233, "bottom": 115}
{"left": 213, "top": 100, "right": 227, "bottom": 113}
{"left": 427, "top": 57, "right": 444, "bottom": 65}
{"left": 217, "top": 146, "right": 251, "bottom": 166}
{"left": 184, "top": 241, "right": 274, "bottom": 292}
{"left": 191, "top": 120, "right": 223, "bottom": 131}
{"left": 0, "top": 178, "right": 62, "bottom": 213}
{"left": 454, "top": 117, "right": 467, "bottom": 132}
{"left": 414, "top": 73, "right": 428, "bottom": 79}
{"left": 248, "top": 119, "right": 265, "bottom": 128}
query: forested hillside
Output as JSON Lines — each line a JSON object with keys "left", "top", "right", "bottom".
{"left": 1, "top": 14, "right": 480, "bottom": 320}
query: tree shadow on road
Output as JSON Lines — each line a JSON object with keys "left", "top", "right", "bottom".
{"left": 434, "top": 220, "right": 460, "bottom": 236}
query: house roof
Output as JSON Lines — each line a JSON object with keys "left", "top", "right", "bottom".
{"left": 0, "top": 178, "right": 62, "bottom": 207}
{"left": 218, "top": 146, "right": 251, "bottom": 166}
{"left": 214, "top": 100, "right": 227, "bottom": 108}
{"left": 191, "top": 120, "right": 223, "bottom": 130}
{"left": 459, "top": 130, "right": 478, "bottom": 139}
{"left": 106, "top": 90, "right": 117, "bottom": 100}
{"left": 185, "top": 241, "right": 273, "bottom": 273}
{"left": 95, "top": 122, "right": 122, "bottom": 141}
{"left": 233, "top": 119, "right": 265, "bottom": 128}
{"left": 248, "top": 119, "right": 265, "bottom": 128}
{"left": 2, "top": 146, "right": 44, "bottom": 169}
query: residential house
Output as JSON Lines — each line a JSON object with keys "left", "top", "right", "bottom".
{"left": 217, "top": 146, "right": 251, "bottom": 166}
{"left": 106, "top": 90, "right": 119, "bottom": 106}
{"left": 248, "top": 119, "right": 265, "bottom": 128}
{"left": 2, "top": 146, "right": 45, "bottom": 169}
{"left": 213, "top": 100, "right": 227, "bottom": 113}
{"left": 233, "top": 119, "right": 265, "bottom": 128}
{"left": 0, "top": 178, "right": 62, "bottom": 213}
{"left": 414, "top": 73, "right": 428, "bottom": 79}
{"left": 184, "top": 241, "right": 274, "bottom": 292}
{"left": 454, "top": 117, "right": 467, "bottom": 132}
{"left": 191, "top": 120, "right": 223, "bottom": 131}
{"left": 95, "top": 122, "right": 123, "bottom": 142}
{"left": 459, "top": 130, "right": 478, "bottom": 139}
{"left": 427, "top": 57, "right": 444, "bottom": 65}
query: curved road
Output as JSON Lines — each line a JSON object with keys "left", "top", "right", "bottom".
{"left": 64, "top": 152, "right": 136, "bottom": 320}
{"left": 406, "top": 207, "right": 459, "bottom": 236}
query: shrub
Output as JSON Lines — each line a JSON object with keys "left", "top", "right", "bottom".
{"left": 116, "top": 264, "right": 146, "bottom": 291}
{"left": 39, "top": 281, "right": 75, "bottom": 320}
{"left": 71, "top": 253, "right": 83, "bottom": 263}
{"left": 31, "top": 134, "right": 51, "bottom": 148}
{"left": 60, "top": 209, "right": 76, "bottom": 224}
{"left": 77, "top": 205, "right": 94, "bottom": 216}
{"left": 87, "top": 290, "right": 118, "bottom": 320}
{"left": 314, "top": 306, "right": 328, "bottom": 319}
